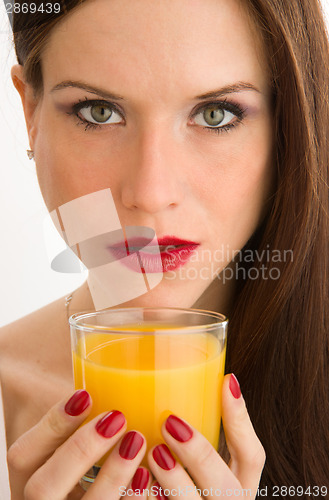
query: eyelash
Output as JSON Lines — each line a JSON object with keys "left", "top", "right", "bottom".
{"left": 67, "top": 97, "right": 246, "bottom": 134}
{"left": 67, "top": 98, "right": 124, "bottom": 132}
{"left": 196, "top": 98, "right": 246, "bottom": 135}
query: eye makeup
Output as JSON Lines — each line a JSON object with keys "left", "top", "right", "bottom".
{"left": 66, "top": 98, "right": 125, "bottom": 131}
{"left": 60, "top": 95, "right": 249, "bottom": 134}
{"left": 190, "top": 98, "right": 247, "bottom": 134}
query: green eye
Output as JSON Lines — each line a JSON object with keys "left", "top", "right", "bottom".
{"left": 203, "top": 106, "right": 225, "bottom": 126}
{"left": 90, "top": 105, "right": 113, "bottom": 123}
{"left": 193, "top": 103, "right": 239, "bottom": 130}
{"left": 75, "top": 100, "right": 123, "bottom": 127}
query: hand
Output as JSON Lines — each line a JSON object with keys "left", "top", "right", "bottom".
{"left": 147, "top": 374, "right": 265, "bottom": 500}
{"left": 7, "top": 390, "right": 149, "bottom": 500}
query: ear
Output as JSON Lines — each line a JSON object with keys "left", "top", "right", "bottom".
{"left": 11, "top": 64, "right": 40, "bottom": 149}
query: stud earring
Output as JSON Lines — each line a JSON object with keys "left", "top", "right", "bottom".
{"left": 26, "top": 149, "right": 34, "bottom": 160}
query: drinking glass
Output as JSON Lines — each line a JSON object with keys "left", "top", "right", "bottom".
{"left": 69, "top": 307, "right": 228, "bottom": 490}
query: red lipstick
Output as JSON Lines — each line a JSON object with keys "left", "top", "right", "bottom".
{"left": 108, "top": 236, "right": 199, "bottom": 273}
{"left": 156, "top": 236, "right": 199, "bottom": 272}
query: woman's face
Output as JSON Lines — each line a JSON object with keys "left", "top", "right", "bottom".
{"left": 17, "top": 0, "right": 274, "bottom": 310}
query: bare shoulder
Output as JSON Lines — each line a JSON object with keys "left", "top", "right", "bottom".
{"left": 0, "top": 296, "right": 73, "bottom": 446}
{"left": 0, "top": 295, "right": 70, "bottom": 365}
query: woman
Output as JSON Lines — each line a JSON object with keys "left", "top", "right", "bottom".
{"left": 1, "top": 0, "right": 328, "bottom": 497}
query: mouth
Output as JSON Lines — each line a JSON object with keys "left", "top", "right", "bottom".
{"left": 108, "top": 236, "right": 200, "bottom": 273}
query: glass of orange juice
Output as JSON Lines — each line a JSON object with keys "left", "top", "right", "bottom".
{"left": 69, "top": 307, "right": 228, "bottom": 489}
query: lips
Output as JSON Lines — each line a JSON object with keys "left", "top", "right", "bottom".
{"left": 108, "top": 236, "right": 199, "bottom": 273}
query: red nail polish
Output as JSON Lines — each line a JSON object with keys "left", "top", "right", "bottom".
{"left": 131, "top": 467, "right": 149, "bottom": 492}
{"left": 64, "top": 390, "right": 90, "bottom": 416}
{"left": 95, "top": 410, "right": 125, "bottom": 438}
{"left": 153, "top": 481, "right": 168, "bottom": 500}
{"left": 229, "top": 373, "right": 242, "bottom": 399}
{"left": 165, "top": 415, "right": 193, "bottom": 442}
{"left": 152, "top": 444, "right": 175, "bottom": 470}
{"left": 119, "top": 431, "right": 144, "bottom": 460}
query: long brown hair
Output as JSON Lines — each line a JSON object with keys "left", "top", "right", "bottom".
{"left": 228, "top": 0, "right": 329, "bottom": 488}
{"left": 12, "top": 0, "right": 329, "bottom": 490}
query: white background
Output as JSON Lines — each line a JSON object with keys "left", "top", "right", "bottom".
{"left": 0, "top": 1, "right": 328, "bottom": 327}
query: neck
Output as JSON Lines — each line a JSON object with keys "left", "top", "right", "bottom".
{"left": 69, "top": 271, "right": 236, "bottom": 318}
{"left": 67, "top": 280, "right": 95, "bottom": 317}
{"left": 191, "top": 273, "right": 236, "bottom": 317}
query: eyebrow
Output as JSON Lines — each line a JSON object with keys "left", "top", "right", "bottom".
{"left": 196, "top": 82, "right": 261, "bottom": 100}
{"left": 50, "top": 80, "right": 260, "bottom": 101}
{"left": 50, "top": 80, "right": 125, "bottom": 101}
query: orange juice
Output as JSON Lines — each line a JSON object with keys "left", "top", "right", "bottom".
{"left": 73, "top": 325, "right": 226, "bottom": 463}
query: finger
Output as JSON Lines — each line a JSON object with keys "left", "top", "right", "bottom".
{"left": 128, "top": 467, "right": 153, "bottom": 498}
{"left": 84, "top": 430, "right": 147, "bottom": 500}
{"left": 24, "top": 410, "right": 127, "bottom": 500}
{"left": 150, "top": 480, "right": 169, "bottom": 500}
{"left": 154, "top": 418, "right": 241, "bottom": 496}
{"left": 147, "top": 444, "right": 202, "bottom": 500}
{"left": 156, "top": 375, "right": 265, "bottom": 497}
{"left": 221, "top": 373, "right": 266, "bottom": 495}
{"left": 8, "top": 390, "right": 91, "bottom": 494}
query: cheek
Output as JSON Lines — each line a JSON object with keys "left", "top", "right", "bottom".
{"left": 34, "top": 117, "right": 123, "bottom": 212}
{"left": 204, "top": 132, "right": 274, "bottom": 248}
{"left": 230, "top": 145, "right": 272, "bottom": 208}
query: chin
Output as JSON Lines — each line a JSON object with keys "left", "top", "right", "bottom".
{"left": 111, "top": 280, "right": 205, "bottom": 310}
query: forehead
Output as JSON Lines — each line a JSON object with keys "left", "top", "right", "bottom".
{"left": 42, "top": 0, "right": 269, "bottom": 99}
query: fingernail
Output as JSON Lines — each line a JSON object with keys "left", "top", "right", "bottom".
{"left": 119, "top": 431, "right": 144, "bottom": 460}
{"left": 153, "top": 481, "right": 168, "bottom": 500}
{"left": 152, "top": 444, "right": 175, "bottom": 470}
{"left": 64, "top": 390, "right": 90, "bottom": 416}
{"left": 229, "top": 373, "right": 242, "bottom": 399}
{"left": 131, "top": 467, "right": 149, "bottom": 492}
{"left": 165, "top": 415, "right": 193, "bottom": 442}
{"left": 95, "top": 410, "right": 125, "bottom": 438}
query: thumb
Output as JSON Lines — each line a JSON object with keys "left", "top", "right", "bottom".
{"left": 221, "top": 373, "right": 266, "bottom": 496}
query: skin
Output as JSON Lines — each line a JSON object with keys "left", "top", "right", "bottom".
{"left": 5, "top": 0, "right": 271, "bottom": 497}
{"left": 13, "top": 0, "right": 273, "bottom": 313}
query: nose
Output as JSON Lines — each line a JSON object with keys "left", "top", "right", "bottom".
{"left": 120, "top": 126, "right": 184, "bottom": 214}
